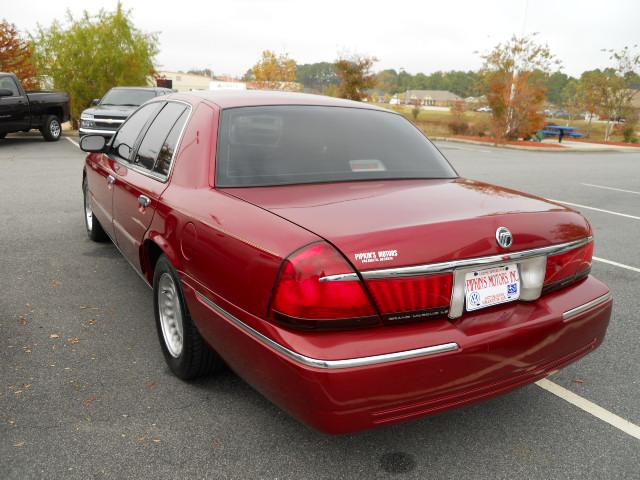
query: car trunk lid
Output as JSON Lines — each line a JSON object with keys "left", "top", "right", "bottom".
{"left": 222, "top": 178, "right": 591, "bottom": 270}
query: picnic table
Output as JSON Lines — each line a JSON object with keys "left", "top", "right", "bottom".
{"left": 540, "top": 124, "right": 585, "bottom": 143}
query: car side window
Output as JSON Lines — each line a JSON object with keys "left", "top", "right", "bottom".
{"left": 133, "top": 102, "right": 188, "bottom": 172}
{"left": 0, "top": 77, "right": 20, "bottom": 96}
{"left": 153, "top": 108, "right": 190, "bottom": 178}
{"left": 111, "top": 102, "right": 163, "bottom": 161}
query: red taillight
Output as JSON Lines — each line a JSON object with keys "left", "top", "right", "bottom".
{"left": 543, "top": 241, "right": 593, "bottom": 292}
{"left": 366, "top": 273, "right": 453, "bottom": 322}
{"left": 270, "top": 243, "right": 379, "bottom": 330}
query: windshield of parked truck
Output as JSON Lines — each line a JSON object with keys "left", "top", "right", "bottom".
{"left": 101, "top": 89, "right": 157, "bottom": 107}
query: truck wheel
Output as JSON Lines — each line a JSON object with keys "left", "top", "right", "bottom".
{"left": 153, "top": 255, "right": 221, "bottom": 380}
{"left": 41, "top": 115, "right": 62, "bottom": 141}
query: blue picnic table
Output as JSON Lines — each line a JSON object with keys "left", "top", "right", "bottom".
{"left": 540, "top": 124, "right": 585, "bottom": 143}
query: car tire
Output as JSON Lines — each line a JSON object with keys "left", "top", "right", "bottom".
{"left": 83, "top": 177, "right": 108, "bottom": 242}
{"left": 0, "top": 132, "right": 6, "bottom": 139}
{"left": 41, "top": 115, "right": 62, "bottom": 141}
{"left": 153, "top": 255, "right": 221, "bottom": 380}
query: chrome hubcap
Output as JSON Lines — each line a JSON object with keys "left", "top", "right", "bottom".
{"left": 50, "top": 120, "right": 61, "bottom": 138}
{"left": 84, "top": 185, "right": 93, "bottom": 231}
{"left": 158, "top": 273, "right": 184, "bottom": 357}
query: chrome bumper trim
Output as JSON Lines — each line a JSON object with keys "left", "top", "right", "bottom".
{"left": 562, "top": 292, "right": 612, "bottom": 321}
{"left": 358, "top": 237, "right": 593, "bottom": 280}
{"left": 195, "top": 291, "right": 459, "bottom": 369}
{"left": 79, "top": 128, "right": 116, "bottom": 135}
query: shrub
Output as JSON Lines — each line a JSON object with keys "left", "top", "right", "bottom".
{"left": 411, "top": 107, "right": 420, "bottom": 120}
{"left": 448, "top": 119, "right": 469, "bottom": 135}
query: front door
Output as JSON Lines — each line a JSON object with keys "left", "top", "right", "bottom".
{"left": 0, "top": 76, "right": 29, "bottom": 131}
{"left": 111, "top": 101, "right": 190, "bottom": 270}
{"left": 100, "top": 102, "right": 164, "bottom": 244}
{"left": 85, "top": 152, "right": 118, "bottom": 239}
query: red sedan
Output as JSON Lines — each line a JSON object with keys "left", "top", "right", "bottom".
{"left": 80, "top": 91, "right": 612, "bottom": 434}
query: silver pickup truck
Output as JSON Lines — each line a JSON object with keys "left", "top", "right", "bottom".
{"left": 79, "top": 86, "right": 174, "bottom": 138}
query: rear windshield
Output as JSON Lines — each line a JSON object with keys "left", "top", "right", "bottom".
{"left": 101, "top": 89, "right": 157, "bottom": 107}
{"left": 215, "top": 106, "right": 457, "bottom": 187}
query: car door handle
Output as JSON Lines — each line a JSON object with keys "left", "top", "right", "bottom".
{"left": 107, "top": 175, "right": 116, "bottom": 185}
{"left": 138, "top": 195, "right": 151, "bottom": 208}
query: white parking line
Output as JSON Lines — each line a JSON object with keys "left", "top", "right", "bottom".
{"left": 65, "top": 136, "right": 80, "bottom": 148}
{"left": 581, "top": 183, "right": 640, "bottom": 196}
{"left": 593, "top": 257, "right": 640, "bottom": 274}
{"left": 536, "top": 379, "right": 640, "bottom": 440}
{"left": 548, "top": 199, "right": 640, "bottom": 221}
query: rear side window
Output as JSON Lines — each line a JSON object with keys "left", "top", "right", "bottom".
{"left": 216, "top": 106, "right": 457, "bottom": 187}
{"left": 134, "top": 102, "right": 188, "bottom": 172}
{"left": 112, "top": 102, "right": 163, "bottom": 161}
{"left": 153, "top": 109, "right": 189, "bottom": 177}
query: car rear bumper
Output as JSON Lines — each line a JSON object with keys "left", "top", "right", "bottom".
{"left": 184, "top": 275, "right": 612, "bottom": 434}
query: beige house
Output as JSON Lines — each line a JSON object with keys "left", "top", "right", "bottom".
{"left": 155, "top": 71, "right": 212, "bottom": 92}
{"left": 401, "top": 90, "right": 462, "bottom": 107}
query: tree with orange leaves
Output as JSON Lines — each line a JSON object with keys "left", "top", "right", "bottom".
{"left": 0, "top": 20, "right": 39, "bottom": 89}
{"left": 480, "top": 35, "right": 559, "bottom": 141}
{"left": 335, "top": 54, "right": 378, "bottom": 101}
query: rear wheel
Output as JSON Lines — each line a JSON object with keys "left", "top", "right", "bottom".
{"left": 153, "top": 255, "right": 221, "bottom": 379}
{"left": 83, "top": 177, "right": 108, "bottom": 242}
{"left": 41, "top": 115, "right": 61, "bottom": 141}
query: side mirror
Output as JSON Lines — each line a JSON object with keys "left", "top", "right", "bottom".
{"left": 117, "top": 143, "right": 132, "bottom": 160}
{"left": 91, "top": 98, "right": 100, "bottom": 106}
{"left": 0, "top": 89, "right": 13, "bottom": 98}
{"left": 80, "top": 134, "right": 107, "bottom": 153}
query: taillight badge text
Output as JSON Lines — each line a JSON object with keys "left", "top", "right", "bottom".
{"left": 354, "top": 249, "right": 398, "bottom": 264}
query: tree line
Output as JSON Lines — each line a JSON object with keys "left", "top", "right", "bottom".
{"left": 0, "top": 2, "right": 638, "bottom": 141}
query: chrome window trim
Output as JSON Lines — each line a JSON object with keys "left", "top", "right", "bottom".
{"left": 194, "top": 291, "right": 459, "bottom": 369}
{"left": 319, "top": 237, "right": 593, "bottom": 282}
{"left": 562, "top": 292, "right": 612, "bottom": 321}
{"left": 112, "top": 99, "right": 193, "bottom": 184}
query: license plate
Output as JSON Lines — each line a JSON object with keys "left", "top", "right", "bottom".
{"left": 464, "top": 264, "right": 520, "bottom": 312}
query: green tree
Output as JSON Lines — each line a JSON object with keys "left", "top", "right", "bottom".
{"left": 560, "top": 78, "right": 582, "bottom": 121}
{"left": 546, "top": 71, "right": 572, "bottom": 105}
{"left": 375, "top": 69, "right": 399, "bottom": 94}
{"left": 598, "top": 46, "right": 640, "bottom": 140}
{"left": 32, "top": 2, "right": 158, "bottom": 124}
{"left": 187, "top": 68, "right": 214, "bottom": 78}
{"left": 334, "top": 54, "right": 378, "bottom": 101}
{"left": 296, "top": 62, "right": 339, "bottom": 92}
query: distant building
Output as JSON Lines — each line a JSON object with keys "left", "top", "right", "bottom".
{"left": 401, "top": 90, "right": 462, "bottom": 107}
{"left": 631, "top": 90, "right": 640, "bottom": 110}
{"left": 156, "top": 71, "right": 212, "bottom": 92}
{"left": 209, "top": 80, "right": 246, "bottom": 90}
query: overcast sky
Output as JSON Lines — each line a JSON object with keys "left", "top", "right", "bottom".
{"left": 3, "top": 0, "right": 638, "bottom": 77}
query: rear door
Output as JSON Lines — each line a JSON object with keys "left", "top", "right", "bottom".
{"left": 0, "top": 75, "right": 29, "bottom": 131}
{"left": 112, "top": 101, "right": 191, "bottom": 270}
{"left": 88, "top": 102, "right": 163, "bottom": 239}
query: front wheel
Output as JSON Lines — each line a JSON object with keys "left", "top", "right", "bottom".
{"left": 153, "top": 255, "right": 221, "bottom": 380}
{"left": 0, "top": 132, "right": 6, "bottom": 139}
{"left": 83, "top": 177, "right": 108, "bottom": 242}
{"left": 41, "top": 115, "right": 61, "bottom": 141}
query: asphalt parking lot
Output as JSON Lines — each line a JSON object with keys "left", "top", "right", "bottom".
{"left": 1, "top": 134, "right": 638, "bottom": 479}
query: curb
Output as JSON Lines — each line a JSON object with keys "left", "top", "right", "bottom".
{"left": 430, "top": 136, "right": 636, "bottom": 153}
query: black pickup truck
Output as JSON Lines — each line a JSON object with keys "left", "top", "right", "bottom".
{"left": 0, "top": 72, "right": 70, "bottom": 142}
